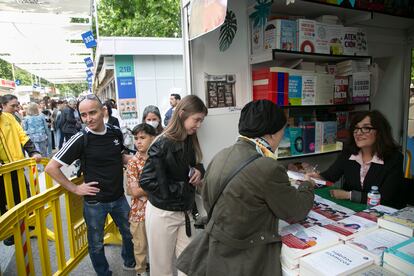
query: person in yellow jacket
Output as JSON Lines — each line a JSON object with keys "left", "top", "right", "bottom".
{"left": 0, "top": 107, "right": 41, "bottom": 246}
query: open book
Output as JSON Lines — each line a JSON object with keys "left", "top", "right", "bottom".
{"left": 287, "top": 170, "right": 332, "bottom": 187}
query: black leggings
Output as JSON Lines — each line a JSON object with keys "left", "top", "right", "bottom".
{"left": 0, "top": 171, "right": 22, "bottom": 215}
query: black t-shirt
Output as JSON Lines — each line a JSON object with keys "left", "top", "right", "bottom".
{"left": 53, "top": 125, "right": 124, "bottom": 202}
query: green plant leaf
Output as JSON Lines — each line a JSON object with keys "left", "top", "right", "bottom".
{"left": 219, "top": 10, "right": 237, "bottom": 52}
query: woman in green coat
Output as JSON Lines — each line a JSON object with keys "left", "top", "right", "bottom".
{"left": 180, "top": 100, "right": 315, "bottom": 276}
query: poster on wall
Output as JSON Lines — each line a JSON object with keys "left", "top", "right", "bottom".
{"left": 189, "top": 0, "right": 227, "bottom": 40}
{"left": 115, "top": 55, "right": 138, "bottom": 126}
{"left": 204, "top": 73, "right": 236, "bottom": 108}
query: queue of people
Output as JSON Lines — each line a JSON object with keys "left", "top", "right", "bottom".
{"left": 2, "top": 90, "right": 407, "bottom": 276}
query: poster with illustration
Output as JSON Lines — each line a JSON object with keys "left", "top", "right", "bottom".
{"left": 189, "top": 0, "right": 227, "bottom": 40}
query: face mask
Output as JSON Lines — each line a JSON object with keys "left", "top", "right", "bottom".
{"left": 146, "top": 120, "right": 159, "bottom": 129}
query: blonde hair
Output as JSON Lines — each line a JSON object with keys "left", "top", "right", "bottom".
{"left": 163, "top": 95, "right": 207, "bottom": 162}
{"left": 27, "top": 102, "right": 39, "bottom": 116}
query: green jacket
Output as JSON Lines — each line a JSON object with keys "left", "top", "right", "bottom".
{"left": 201, "top": 139, "right": 314, "bottom": 276}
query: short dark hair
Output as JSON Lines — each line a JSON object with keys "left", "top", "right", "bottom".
{"left": 347, "top": 110, "right": 399, "bottom": 160}
{"left": 1, "top": 94, "right": 18, "bottom": 105}
{"left": 132, "top": 123, "right": 157, "bottom": 136}
{"left": 170, "top": 93, "right": 181, "bottom": 100}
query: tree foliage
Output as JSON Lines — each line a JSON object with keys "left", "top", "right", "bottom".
{"left": 98, "top": 0, "right": 181, "bottom": 37}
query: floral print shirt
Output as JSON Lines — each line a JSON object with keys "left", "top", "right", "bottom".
{"left": 126, "top": 153, "right": 147, "bottom": 223}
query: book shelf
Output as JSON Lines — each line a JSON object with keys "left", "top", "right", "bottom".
{"left": 277, "top": 142, "right": 343, "bottom": 160}
{"left": 250, "top": 49, "right": 372, "bottom": 65}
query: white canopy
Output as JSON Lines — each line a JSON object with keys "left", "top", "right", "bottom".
{"left": 0, "top": 0, "right": 94, "bottom": 84}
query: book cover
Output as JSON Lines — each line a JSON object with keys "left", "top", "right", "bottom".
{"left": 282, "top": 225, "right": 339, "bottom": 257}
{"left": 355, "top": 205, "right": 398, "bottom": 223}
{"left": 301, "top": 122, "right": 315, "bottom": 153}
{"left": 315, "top": 73, "right": 335, "bottom": 105}
{"left": 277, "top": 127, "right": 291, "bottom": 158}
{"left": 341, "top": 27, "right": 358, "bottom": 56}
{"left": 328, "top": 24, "right": 344, "bottom": 55}
{"left": 350, "top": 72, "right": 370, "bottom": 103}
{"left": 315, "top": 121, "right": 323, "bottom": 152}
{"left": 312, "top": 199, "right": 355, "bottom": 222}
{"left": 347, "top": 229, "right": 409, "bottom": 264}
{"left": 300, "top": 244, "right": 374, "bottom": 276}
{"left": 264, "top": 19, "right": 296, "bottom": 51}
{"left": 315, "top": 22, "right": 330, "bottom": 54}
{"left": 324, "top": 214, "right": 378, "bottom": 240}
{"left": 289, "top": 127, "right": 304, "bottom": 155}
{"left": 297, "top": 19, "right": 316, "bottom": 53}
{"left": 385, "top": 237, "right": 414, "bottom": 265}
{"left": 322, "top": 121, "right": 337, "bottom": 152}
{"left": 382, "top": 207, "right": 414, "bottom": 228}
{"left": 251, "top": 20, "right": 264, "bottom": 54}
{"left": 302, "top": 75, "right": 316, "bottom": 105}
{"left": 336, "top": 111, "right": 348, "bottom": 141}
{"left": 288, "top": 75, "right": 302, "bottom": 105}
{"left": 334, "top": 76, "right": 349, "bottom": 104}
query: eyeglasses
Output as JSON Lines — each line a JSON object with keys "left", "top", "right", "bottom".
{"left": 353, "top": 127, "right": 376, "bottom": 134}
{"left": 78, "top": 94, "right": 102, "bottom": 104}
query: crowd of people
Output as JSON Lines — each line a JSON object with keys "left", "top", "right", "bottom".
{"left": 1, "top": 90, "right": 406, "bottom": 276}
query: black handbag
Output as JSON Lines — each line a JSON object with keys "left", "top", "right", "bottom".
{"left": 177, "top": 154, "right": 261, "bottom": 275}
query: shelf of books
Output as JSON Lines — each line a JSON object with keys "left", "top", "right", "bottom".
{"left": 277, "top": 142, "right": 342, "bottom": 160}
{"left": 250, "top": 8, "right": 373, "bottom": 161}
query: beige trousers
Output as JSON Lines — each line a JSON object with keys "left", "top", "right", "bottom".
{"left": 130, "top": 221, "right": 148, "bottom": 273}
{"left": 145, "top": 201, "right": 194, "bottom": 276}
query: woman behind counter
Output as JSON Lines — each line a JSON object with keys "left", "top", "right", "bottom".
{"left": 309, "top": 110, "right": 404, "bottom": 209}
{"left": 178, "top": 100, "right": 315, "bottom": 276}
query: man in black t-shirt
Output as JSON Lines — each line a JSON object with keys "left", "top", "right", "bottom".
{"left": 45, "top": 95, "right": 135, "bottom": 276}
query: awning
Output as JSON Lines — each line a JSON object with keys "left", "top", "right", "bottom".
{"left": 0, "top": 0, "right": 94, "bottom": 84}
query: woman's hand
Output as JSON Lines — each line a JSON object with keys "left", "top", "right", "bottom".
{"left": 330, "top": 189, "right": 351, "bottom": 200}
{"left": 189, "top": 168, "right": 202, "bottom": 187}
{"left": 306, "top": 172, "right": 321, "bottom": 179}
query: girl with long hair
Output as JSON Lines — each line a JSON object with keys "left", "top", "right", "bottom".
{"left": 140, "top": 95, "right": 208, "bottom": 276}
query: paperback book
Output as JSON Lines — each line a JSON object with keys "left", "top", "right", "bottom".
{"left": 300, "top": 244, "right": 374, "bottom": 276}
{"left": 323, "top": 214, "right": 378, "bottom": 240}
{"left": 383, "top": 238, "right": 414, "bottom": 275}
{"left": 346, "top": 228, "right": 409, "bottom": 264}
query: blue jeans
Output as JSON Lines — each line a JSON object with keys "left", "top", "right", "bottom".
{"left": 83, "top": 196, "right": 135, "bottom": 276}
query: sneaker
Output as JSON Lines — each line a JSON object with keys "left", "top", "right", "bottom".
{"left": 122, "top": 264, "right": 136, "bottom": 271}
{"left": 3, "top": 236, "right": 14, "bottom": 246}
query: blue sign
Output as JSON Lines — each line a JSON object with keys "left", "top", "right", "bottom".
{"left": 116, "top": 77, "right": 136, "bottom": 99}
{"left": 86, "top": 69, "right": 93, "bottom": 78}
{"left": 33, "top": 83, "right": 39, "bottom": 88}
{"left": 81, "top": 31, "right": 97, "bottom": 48}
{"left": 15, "top": 79, "right": 21, "bottom": 86}
{"left": 84, "top": 57, "right": 94, "bottom": 68}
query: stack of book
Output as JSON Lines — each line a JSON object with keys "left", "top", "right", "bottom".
{"left": 383, "top": 238, "right": 414, "bottom": 275}
{"left": 281, "top": 225, "right": 340, "bottom": 271}
{"left": 346, "top": 228, "right": 409, "bottom": 264}
{"left": 377, "top": 206, "right": 414, "bottom": 237}
{"left": 348, "top": 264, "right": 399, "bottom": 275}
{"left": 300, "top": 244, "right": 374, "bottom": 275}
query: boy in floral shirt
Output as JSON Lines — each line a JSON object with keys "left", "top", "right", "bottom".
{"left": 126, "top": 123, "right": 156, "bottom": 276}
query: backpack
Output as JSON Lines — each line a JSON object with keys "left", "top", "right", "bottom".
{"left": 76, "top": 124, "right": 124, "bottom": 177}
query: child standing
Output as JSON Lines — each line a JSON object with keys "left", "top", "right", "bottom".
{"left": 126, "top": 123, "right": 157, "bottom": 276}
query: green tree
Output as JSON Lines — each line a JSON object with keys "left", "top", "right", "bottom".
{"left": 98, "top": 0, "right": 181, "bottom": 37}
{"left": 56, "top": 83, "right": 88, "bottom": 97}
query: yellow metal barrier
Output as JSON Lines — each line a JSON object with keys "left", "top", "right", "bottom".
{"left": 0, "top": 158, "right": 122, "bottom": 275}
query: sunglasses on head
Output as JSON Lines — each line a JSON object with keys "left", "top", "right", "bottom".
{"left": 77, "top": 94, "right": 102, "bottom": 108}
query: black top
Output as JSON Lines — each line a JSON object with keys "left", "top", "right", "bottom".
{"left": 107, "top": 116, "right": 120, "bottom": 128}
{"left": 320, "top": 150, "right": 405, "bottom": 209}
{"left": 61, "top": 107, "right": 80, "bottom": 134}
{"left": 140, "top": 135, "right": 205, "bottom": 211}
{"left": 53, "top": 125, "right": 124, "bottom": 203}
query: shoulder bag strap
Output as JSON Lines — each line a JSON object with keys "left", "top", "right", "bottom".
{"left": 207, "top": 154, "right": 261, "bottom": 221}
